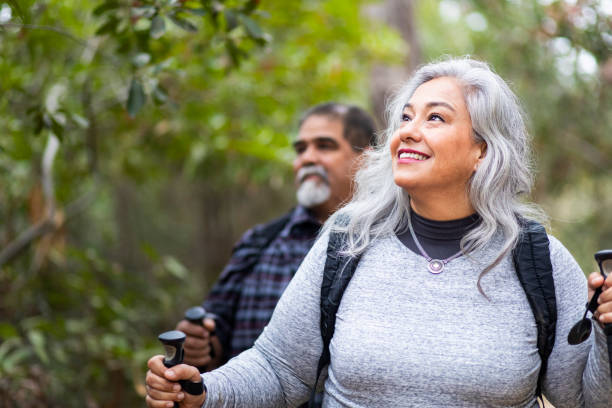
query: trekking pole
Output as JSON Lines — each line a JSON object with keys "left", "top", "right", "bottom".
{"left": 159, "top": 330, "right": 186, "bottom": 408}
{"left": 594, "top": 250, "right": 612, "bottom": 377}
{"left": 568, "top": 250, "right": 612, "bottom": 377}
{"left": 158, "top": 330, "right": 206, "bottom": 407}
{"left": 184, "top": 306, "right": 216, "bottom": 359}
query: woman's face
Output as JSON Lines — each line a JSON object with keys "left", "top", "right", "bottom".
{"left": 390, "top": 76, "right": 485, "bottom": 199}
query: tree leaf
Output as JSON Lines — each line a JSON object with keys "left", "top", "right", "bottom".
{"left": 152, "top": 84, "right": 168, "bottom": 105}
{"left": 28, "top": 330, "right": 49, "bottom": 364}
{"left": 70, "top": 113, "right": 90, "bottom": 128}
{"left": 163, "top": 256, "right": 188, "bottom": 280}
{"left": 150, "top": 15, "right": 166, "bottom": 39}
{"left": 169, "top": 14, "right": 198, "bottom": 32}
{"left": 131, "top": 6, "right": 156, "bottom": 19}
{"left": 92, "top": 0, "right": 120, "bottom": 16}
{"left": 33, "top": 112, "right": 44, "bottom": 135}
{"left": 225, "top": 38, "right": 244, "bottom": 66}
{"left": 239, "top": 15, "right": 264, "bottom": 40}
{"left": 49, "top": 114, "right": 64, "bottom": 140}
{"left": 180, "top": 7, "right": 206, "bottom": 17}
{"left": 132, "top": 52, "right": 151, "bottom": 68}
{"left": 6, "top": 0, "right": 26, "bottom": 23}
{"left": 0, "top": 323, "right": 18, "bottom": 339}
{"left": 241, "top": 0, "right": 259, "bottom": 14}
{"left": 127, "top": 77, "right": 146, "bottom": 117}
{"left": 224, "top": 9, "right": 238, "bottom": 31}
{"left": 95, "top": 17, "right": 119, "bottom": 35}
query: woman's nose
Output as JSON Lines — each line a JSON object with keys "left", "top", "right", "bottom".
{"left": 398, "top": 121, "right": 422, "bottom": 143}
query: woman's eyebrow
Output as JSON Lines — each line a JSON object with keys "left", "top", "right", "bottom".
{"left": 403, "top": 102, "right": 456, "bottom": 112}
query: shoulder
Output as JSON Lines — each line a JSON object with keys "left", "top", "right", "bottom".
{"left": 232, "top": 210, "right": 295, "bottom": 251}
{"left": 547, "top": 235, "right": 581, "bottom": 273}
{"left": 546, "top": 234, "right": 587, "bottom": 302}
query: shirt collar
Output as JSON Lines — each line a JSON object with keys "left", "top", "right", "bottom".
{"left": 278, "top": 205, "right": 322, "bottom": 238}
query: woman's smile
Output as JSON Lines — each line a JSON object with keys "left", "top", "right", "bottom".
{"left": 397, "top": 148, "right": 430, "bottom": 163}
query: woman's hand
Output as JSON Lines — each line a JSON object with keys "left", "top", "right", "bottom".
{"left": 587, "top": 272, "right": 612, "bottom": 327}
{"left": 145, "top": 355, "right": 206, "bottom": 408}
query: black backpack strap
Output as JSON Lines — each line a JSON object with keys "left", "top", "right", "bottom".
{"left": 512, "top": 220, "right": 556, "bottom": 402}
{"left": 309, "top": 221, "right": 362, "bottom": 407}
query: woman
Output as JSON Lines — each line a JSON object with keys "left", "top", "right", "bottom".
{"left": 145, "top": 58, "right": 612, "bottom": 407}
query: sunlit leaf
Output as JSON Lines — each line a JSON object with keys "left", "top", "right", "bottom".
{"left": 150, "top": 15, "right": 166, "bottom": 39}
{"left": 127, "top": 77, "right": 146, "bottom": 117}
{"left": 2, "top": 348, "right": 30, "bottom": 373}
{"left": 240, "top": 15, "right": 264, "bottom": 40}
{"left": 70, "top": 113, "right": 90, "bottom": 128}
{"left": 131, "top": 6, "right": 156, "bottom": 19}
{"left": 27, "top": 330, "right": 49, "bottom": 364}
{"left": 132, "top": 52, "right": 151, "bottom": 67}
{"left": 163, "top": 256, "right": 188, "bottom": 279}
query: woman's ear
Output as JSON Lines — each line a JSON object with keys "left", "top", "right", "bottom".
{"left": 474, "top": 141, "right": 487, "bottom": 171}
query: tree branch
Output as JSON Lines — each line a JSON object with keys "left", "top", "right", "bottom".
{"left": 42, "top": 134, "right": 60, "bottom": 217}
{"left": 0, "top": 187, "right": 98, "bottom": 269}
{"left": 0, "top": 23, "right": 88, "bottom": 48}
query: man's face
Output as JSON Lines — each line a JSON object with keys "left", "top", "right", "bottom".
{"left": 292, "top": 115, "right": 363, "bottom": 220}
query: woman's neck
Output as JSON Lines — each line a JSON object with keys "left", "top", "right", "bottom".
{"left": 409, "top": 193, "right": 475, "bottom": 221}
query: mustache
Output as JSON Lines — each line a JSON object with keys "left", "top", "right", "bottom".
{"left": 296, "top": 165, "right": 329, "bottom": 184}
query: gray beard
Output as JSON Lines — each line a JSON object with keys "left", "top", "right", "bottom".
{"left": 296, "top": 178, "right": 331, "bottom": 209}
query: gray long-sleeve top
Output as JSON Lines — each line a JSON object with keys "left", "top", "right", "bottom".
{"left": 201, "top": 231, "right": 612, "bottom": 407}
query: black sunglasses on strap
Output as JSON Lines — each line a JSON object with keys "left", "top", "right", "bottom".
{"left": 568, "top": 249, "right": 612, "bottom": 345}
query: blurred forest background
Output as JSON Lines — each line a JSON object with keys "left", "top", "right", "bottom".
{"left": 0, "top": 0, "right": 610, "bottom": 406}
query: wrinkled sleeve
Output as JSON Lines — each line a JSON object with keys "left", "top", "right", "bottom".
{"left": 203, "top": 227, "right": 267, "bottom": 362}
{"left": 201, "top": 231, "right": 330, "bottom": 408}
{"left": 543, "top": 236, "right": 612, "bottom": 407}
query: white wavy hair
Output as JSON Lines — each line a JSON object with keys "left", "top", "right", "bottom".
{"left": 325, "top": 57, "right": 546, "bottom": 292}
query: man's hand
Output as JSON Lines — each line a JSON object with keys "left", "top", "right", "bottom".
{"left": 176, "top": 318, "right": 219, "bottom": 368}
{"left": 588, "top": 272, "right": 612, "bottom": 327}
{"left": 145, "top": 355, "right": 206, "bottom": 408}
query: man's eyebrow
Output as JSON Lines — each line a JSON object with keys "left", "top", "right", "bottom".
{"left": 293, "top": 136, "right": 339, "bottom": 147}
{"left": 403, "top": 102, "right": 456, "bottom": 112}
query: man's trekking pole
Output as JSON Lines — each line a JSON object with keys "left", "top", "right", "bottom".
{"left": 185, "top": 306, "right": 216, "bottom": 359}
{"left": 158, "top": 330, "right": 205, "bottom": 407}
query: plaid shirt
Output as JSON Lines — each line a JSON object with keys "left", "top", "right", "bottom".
{"left": 203, "top": 206, "right": 321, "bottom": 361}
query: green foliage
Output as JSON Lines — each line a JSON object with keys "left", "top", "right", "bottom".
{"left": 0, "top": 0, "right": 400, "bottom": 406}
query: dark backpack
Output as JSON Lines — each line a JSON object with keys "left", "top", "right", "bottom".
{"left": 309, "top": 220, "right": 556, "bottom": 407}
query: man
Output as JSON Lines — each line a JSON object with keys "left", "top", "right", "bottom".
{"left": 176, "top": 102, "right": 376, "bottom": 371}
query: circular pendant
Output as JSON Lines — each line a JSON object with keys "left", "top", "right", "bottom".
{"left": 428, "top": 259, "right": 444, "bottom": 274}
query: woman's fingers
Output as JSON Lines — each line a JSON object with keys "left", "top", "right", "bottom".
{"left": 146, "top": 356, "right": 205, "bottom": 408}
{"left": 588, "top": 272, "right": 612, "bottom": 324}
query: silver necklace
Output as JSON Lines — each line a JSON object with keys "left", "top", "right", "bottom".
{"left": 407, "top": 212, "right": 463, "bottom": 274}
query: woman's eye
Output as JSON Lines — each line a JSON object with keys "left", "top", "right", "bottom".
{"left": 429, "top": 113, "right": 444, "bottom": 122}
{"left": 401, "top": 113, "right": 412, "bottom": 122}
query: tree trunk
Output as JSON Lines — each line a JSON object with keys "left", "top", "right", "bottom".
{"left": 367, "top": 0, "right": 422, "bottom": 128}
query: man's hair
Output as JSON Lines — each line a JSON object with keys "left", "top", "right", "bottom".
{"left": 298, "top": 102, "right": 376, "bottom": 151}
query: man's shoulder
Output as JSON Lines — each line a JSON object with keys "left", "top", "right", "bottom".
{"left": 233, "top": 209, "right": 297, "bottom": 251}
